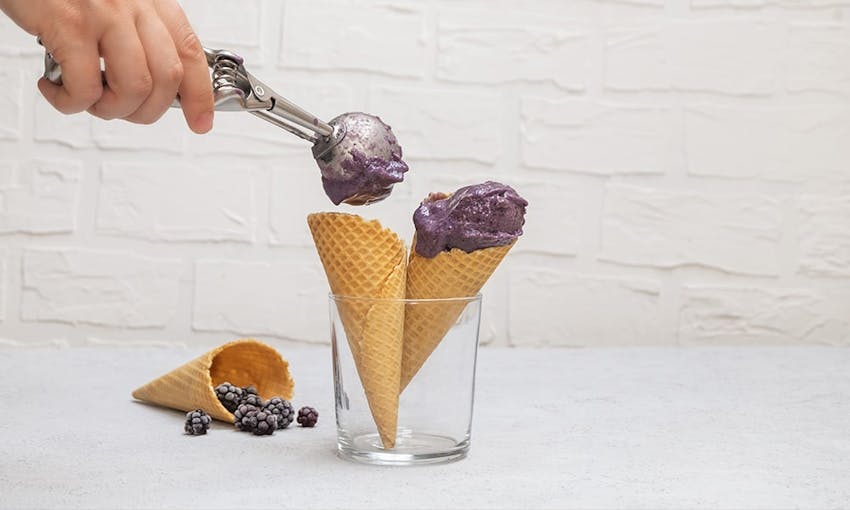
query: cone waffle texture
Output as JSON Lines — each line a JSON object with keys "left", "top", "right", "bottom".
{"left": 401, "top": 240, "right": 515, "bottom": 391}
{"left": 131, "top": 339, "right": 294, "bottom": 422}
{"left": 307, "top": 212, "right": 406, "bottom": 448}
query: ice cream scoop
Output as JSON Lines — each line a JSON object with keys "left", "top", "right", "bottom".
{"left": 39, "top": 41, "right": 408, "bottom": 206}
{"left": 413, "top": 181, "right": 527, "bottom": 258}
{"left": 316, "top": 113, "right": 408, "bottom": 206}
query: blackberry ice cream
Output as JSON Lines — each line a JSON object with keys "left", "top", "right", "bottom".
{"left": 413, "top": 181, "right": 527, "bottom": 258}
{"left": 317, "top": 113, "right": 409, "bottom": 206}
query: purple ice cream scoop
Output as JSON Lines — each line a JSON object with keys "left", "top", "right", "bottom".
{"left": 316, "top": 112, "right": 409, "bottom": 206}
{"left": 413, "top": 181, "right": 528, "bottom": 258}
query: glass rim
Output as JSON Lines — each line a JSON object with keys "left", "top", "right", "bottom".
{"left": 329, "top": 293, "right": 482, "bottom": 304}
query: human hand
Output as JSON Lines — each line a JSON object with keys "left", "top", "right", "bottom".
{"left": 0, "top": 0, "right": 214, "bottom": 133}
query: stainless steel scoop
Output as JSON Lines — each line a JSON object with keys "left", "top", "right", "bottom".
{"left": 39, "top": 40, "right": 400, "bottom": 206}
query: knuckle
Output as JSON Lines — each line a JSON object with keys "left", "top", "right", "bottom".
{"left": 51, "top": 101, "right": 77, "bottom": 115}
{"left": 127, "top": 109, "right": 165, "bottom": 125}
{"left": 77, "top": 83, "right": 104, "bottom": 105}
{"left": 53, "top": 82, "right": 103, "bottom": 114}
{"left": 164, "top": 61, "right": 184, "bottom": 86}
{"left": 87, "top": 102, "right": 113, "bottom": 120}
{"left": 175, "top": 29, "right": 203, "bottom": 60}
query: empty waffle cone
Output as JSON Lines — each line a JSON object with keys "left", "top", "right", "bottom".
{"left": 401, "top": 240, "right": 515, "bottom": 392}
{"left": 131, "top": 339, "right": 294, "bottom": 422}
{"left": 308, "top": 212, "right": 406, "bottom": 448}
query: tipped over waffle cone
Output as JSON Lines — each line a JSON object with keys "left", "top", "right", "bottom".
{"left": 131, "top": 339, "right": 294, "bottom": 422}
{"left": 307, "top": 212, "right": 406, "bottom": 448}
{"left": 401, "top": 240, "right": 515, "bottom": 391}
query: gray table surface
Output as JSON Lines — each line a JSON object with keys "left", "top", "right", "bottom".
{"left": 1, "top": 345, "right": 848, "bottom": 509}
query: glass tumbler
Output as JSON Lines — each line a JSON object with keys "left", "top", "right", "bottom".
{"left": 330, "top": 294, "right": 483, "bottom": 466}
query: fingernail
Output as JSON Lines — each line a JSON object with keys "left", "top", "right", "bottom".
{"left": 194, "top": 111, "right": 214, "bottom": 133}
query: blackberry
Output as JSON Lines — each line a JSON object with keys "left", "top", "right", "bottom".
{"left": 297, "top": 406, "right": 319, "bottom": 428}
{"left": 263, "top": 397, "right": 295, "bottom": 429}
{"left": 214, "top": 382, "right": 244, "bottom": 413}
{"left": 233, "top": 403, "right": 259, "bottom": 432}
{"left": 241, "top": 393, "right": 264, "bottom": 408}
{"left": 184, "top": 409, "right": 211, "bottom": 435}
{"left": 251, "top": 410, "right": 278, "bottom": 436}
{"left": 234, "top": 404, "right": 277, "bottom": 435}
{"left": 242, "top": 385, "right": 258, "bottom": 397}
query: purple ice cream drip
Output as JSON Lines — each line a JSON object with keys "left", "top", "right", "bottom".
{"left": 321, "top": 149, "right": 408, "bottom": 206}
{"left": 413, "top": 181, "right": 528, "bottom": 258}
{"left": 317, "top": 112, "right": 409, "bottom": 206}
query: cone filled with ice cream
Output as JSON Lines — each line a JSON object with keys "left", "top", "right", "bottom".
{"left": 401, "top": 181, "right": 527, "bottom": 391}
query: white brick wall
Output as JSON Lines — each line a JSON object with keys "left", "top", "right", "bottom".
{"left": 679, "top": 285, "right": 850, "bottom": 345}
{"left": 436, "top": 11, "right": 592, "bottom": 90}
{"left": 371, "top": 86, "right": 504, "bottom": 163}
{"left": 281, "top": 0, "right": 427, "bottom": 77}
{"left": 600, "top": 184, "right": 783, "bottom": 275}
{"left": 509, "top": 269, "right": 664, "bottom": 346}
{"left": 0, "top": 0, "right": 848, "bottom": 347}
{"left": 521, "top": 98, "right": 673, "bottom": 175}
{"left": 97, "top": 162, "right": 257, "bottom": 242}
{"left": 21, "top": 248, "right": 182, "bottom": 328}
{"left": 0, "top": 160, "right": 81, "bottom": 234}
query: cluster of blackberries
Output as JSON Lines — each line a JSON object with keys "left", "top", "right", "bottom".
{"left": 233, "top": 403, "right": 278, "bottom": 436}
{"left": 182, "top": 381, "right": 318, "bottom": 437}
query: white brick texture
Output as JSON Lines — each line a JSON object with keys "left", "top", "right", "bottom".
{"left": 0, "top": 69, "right": 20, "bottom": 140}
{"left": 34, "top": 102, "right": 93, "bottom": 148}
{"left": 0, "top": 249, "right": 6, "bottom": 322}
{"left": 0, "top": 160, "right": 81, "bottom": 234}
{"left": 510, "top": 269, "right": 664, "bottom": 346}
{"left": 685, "top": 105, "right": 850, "bottom": 180}
{"left": 797, "top": 195, "right": 850, "bottom": 278}
{"left": 97, "top": 162, "right": 257, "bottom": 242}
{"left": 679, "top": 285, "right": 850, "bottom": 345}
{"left": 507, "top": 180, "right": 584, "bottom": 257}
{"left": 437, "top": 12, "right": 591, "bottom": 89}
{"left": 0, "top": 15, "right": 39, "bottom": 56}
{"left": 521, "top": 98, "right": 672, "bottom": 175}
{"left": 181, "top": 0, "right": 264, "bottom": 63}
{"left": 601, "top": 184, "right": 782, "bottom": 275}
{"left": 193, "top": 259, "right": 327, "bottom": 342}
{"left": 0, "top": 1, "right": 849, "bottom": 347}
{"left": 786, "top": 23, "right": 850, "bottom": 94}
{"left": 370, "top": 86, "right": 503, "bottom": 163}
{"left": 91, "top": 112, "right": 185, "bottom": 153}
{"left": 280, "top": 0, "right": 426, "bottom": 77}
{"left": 692, "top": 0, "right": 850, "bottom": 8}
{"left": 269, "top": 167, "right": 340, "bottom": 248}
{"left": 21, "top": 249, "right": 182, "bottom": 328}
{"left": 605, "top": 21, "right": 783, "bottom": 94}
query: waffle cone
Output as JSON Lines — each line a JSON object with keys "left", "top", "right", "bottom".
{"left": 401, "top": 241, "right": 515, "bottom": 391}
{"left": 131, "top": 339, "right": 294, "bottom": 422}
{"left": 307, "top": 212, "right": 406, "bottom": 448}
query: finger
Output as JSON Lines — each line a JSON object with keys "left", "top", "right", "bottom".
{"left": 37, "top": 40, "right": 103, "bottom": 114}
{"left": 155, "top": 0, "right": 214, "bottom": 133}
{"left": 124, "top": 13, "right": 182, "bottom": 124}
{"left": 88, "top": 24, "right": 153, "bottom": 120}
